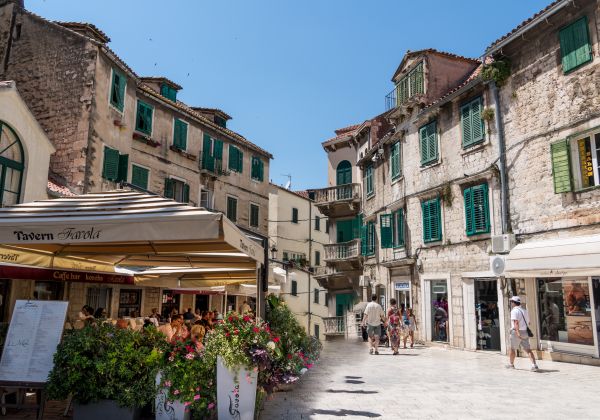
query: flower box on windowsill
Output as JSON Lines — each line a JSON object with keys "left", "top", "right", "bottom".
{"left": 132, "top": 132, "right": 160, "bottom": 147}
{"left": 169, "top": 145, "right": 197, "bottom": 161}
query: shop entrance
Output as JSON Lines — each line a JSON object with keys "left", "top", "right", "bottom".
{"left": 161, "top": 290, "right": 181, "bottom": 319}
{"left": 336, "top": 293, "right": 353, "bottom": 317}
{"left": 119, "top": 289, "right": 142, "bottom": 318}
{"left": 429, "top": 280, "right": 449, "bottom": 342}
{"left": 195, "top": 295, "right": 209, "bottom": 312}
{"left": 474, "top": 280, "right": 501, "bottom": 351}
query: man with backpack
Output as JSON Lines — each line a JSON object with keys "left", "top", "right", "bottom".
{"left": 506, "top": 296, "right": 539, "bottom": 371}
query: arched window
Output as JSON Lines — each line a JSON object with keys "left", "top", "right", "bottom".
{"left": 336, "top": 160, "right": 352, "bottom": 186}
{"left": 0, "top": 122, "right": 24, "bottom": 206}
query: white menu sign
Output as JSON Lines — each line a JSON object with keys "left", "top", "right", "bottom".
{"left": 0, "top": 300, "right": 68, "bottom": 383}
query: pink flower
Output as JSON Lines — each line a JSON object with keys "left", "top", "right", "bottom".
{"left": 208, "top": 403, "right": 215, "bottom": 410}
{"left": 185, "top": 353, "right": 195, "bottom": 360}
{"left": 253, "top": 327, "right": 260, "bottom": 333}
{"left": 173, "top": 389, "right": 180, "bottom": 395}
{"left": 243, "top": 315, "right": 250, "bottom": 322}
{"left": 234, "top": 329, "right": 239, "bottom": 335}
{"left": 164, "top": 380, "right": 172, "bottom": 387}
{"left": 168, "top": 356, "right": 174, "bottom": 362}
{"left": 273, "top": 337, "right": 280, "bottom": 343}
{"left": 194, "top": 394, "right": 200, "bottom": 401}
{"left": 305, "top": 363, "right": 313, "bottom": 369}
{"left": 184, "top": 402, "right": 191, "bottom": 407}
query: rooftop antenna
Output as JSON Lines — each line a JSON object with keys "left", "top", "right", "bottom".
{"left": 281, "top": 174, "right": 292, "bottom": 190}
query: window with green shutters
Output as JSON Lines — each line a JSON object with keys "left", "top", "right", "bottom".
{"left": 380, "top": 214, "right": 393, "bottom": 249}
{"left": 251, "top": 156, "right": 264, "bottom": 181}
{"left": 315, "top": 250, "right": 321, "bottom": 266}
{"left": 419, "top": 121, "right": 438, "bottom": 166}
{"left": 202, "top": 134, "right": 224, "bottom": 173}
{"left": 464, "top": 184, "right": 490, "bottom": 236}
{"left": 364, "top": 164, "right": 374, "bottom": 197}
{"left": 551, "top": 140, "right": 572, "bottom": 193}
{"left": 315, "top": 216, "right": 320, "bottom": 231}
{"left": 135, "top": 100, "right": 153, "bottom": 135}
{"left": 291, "top": 280, "right": 297, "bottom": 296}
{"left": 160, "top": 83, "right": 177, "bottom": 102}
{"left": 461, "top": 97, "right": 485, "bottom": 148}
{"left": 292, "top": 207, "right": 299, "bottom": 224}
{"left": 283, "top": 252, "right": 289, "bottom": 261}
{"left": 172, "top": 119, "right": 188, "bottom": 150}
{"left": 366, "top": 221, "right": 375, "bottom": 256}
{"left": 394, "top": 61, "right": 424, "bottom": 106}
{"left": 314, "top": 289, "right": 319, "bottom": 304}
{"left": 102, "top": 147, "right": 128, "bottom": 182}
{"left": 390, "top": 141, "right": 401, "bottom": 181}
{"left": 228, "top": 145, "right": 244, "bottom": 173}
{"left": 422, "top": 197, "right": 442, "bottom": 243}
{"left": 164, "top": 178, "right": 189, "bottom": 203}
{"left": 250, "top": 203, "right": 259, "bottom": 228}
{"left": 110, "top": 69, "right": 126, "bottom": 112}
{"left": 227, "top": 196, "right": 238, "bottom": 222}
{"left": 559, "top": 17, "right": 592, "bottom": 74}
{"left": 392, "top": 209, "right": 405, "bottom": 248}
{"left": 131, "top": 165, "right": 149, "bottom": 190}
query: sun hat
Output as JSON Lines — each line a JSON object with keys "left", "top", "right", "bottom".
{"left": 509, "top": 296, "right": 521, "bottom": 303}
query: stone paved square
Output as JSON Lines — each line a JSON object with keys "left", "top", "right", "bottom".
{"left": 260, "top": 339, "right": 600, "bottom": 419}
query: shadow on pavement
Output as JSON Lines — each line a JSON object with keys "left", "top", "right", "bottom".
{"left": 345, "top": 375, "right": 362, "bottom": 379}
{"left": 345, "top": 379, "right": 365, "bottom": 384}
{"left": 533, "top": 369, "right": 560, "bottom": 373}
{"left": 326, "top": 389, "right": 378, "bottom": 394}
{"left": 310, "top": 408, "right": 381, "bottom": 417}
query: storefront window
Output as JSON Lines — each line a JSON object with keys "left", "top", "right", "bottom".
{"left": 538, "top": 278, "right": 594, "bottom": 346}
{"left": 34, "top": 281, "right": 64, "bottom": 301}
{"left": 431, "top": 280, "right": 448, "bottom": 342}
{"left": 86, "top": 287, "right": 111, "bottom": 317}
{"left": 118, "top": 289, "right": 142, "bottom": 318}
{"left": 161, "top": 290, "right": 180, "bottom": 320}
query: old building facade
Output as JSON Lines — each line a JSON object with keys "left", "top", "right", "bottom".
{"left": 268, "top": 184, "right": 329, "bottom": 339}
{"left": 0, "top": 1, "right": 272, "bottom": 321}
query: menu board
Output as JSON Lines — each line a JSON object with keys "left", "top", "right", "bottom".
{"left": 0, "top": 300, "right": 68, "bottom": 384}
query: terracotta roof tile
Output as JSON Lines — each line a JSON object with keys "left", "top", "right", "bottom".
{"left": 486, "top": 0, "right": 564, "bottom": 53}
{"left": 47, "top": 181, "right": 76, "bottom": 197}
{"left": 56, "top": 21, "right": 110, "bottom": 43}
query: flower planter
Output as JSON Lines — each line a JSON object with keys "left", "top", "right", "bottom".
{"left": 216, "top": 356, "right": 257, "bottom": 420}
{"left": 155, "top": 372, "right": 191, "bottom": 420}
{"left": 73, "top": 400, "right": 140, "bottom": 420}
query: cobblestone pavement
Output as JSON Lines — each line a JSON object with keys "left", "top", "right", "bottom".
{"left": 260, "top": 339, "right": 600, "bottom": 420}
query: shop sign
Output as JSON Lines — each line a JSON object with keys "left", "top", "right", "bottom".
{"left": 394, "top": 281, "right": 410, "bottom": 291}
{"left": 11, "top": 227, "right": 103, "bottom": 242}
{"left": 0, "top": 265, "right": 134, "bottom": 285}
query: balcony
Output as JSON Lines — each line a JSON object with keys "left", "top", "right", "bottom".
{"left": 313, "top": 266, "right": 362, "bottom": 291}
{"left": 199, "top": 152, "right": 229, "bottom": 177}
{"left": 309, "top": 183, "right": 361, "bottom": 218}
{"left": 323, "top": 239, "right": 361, "bottom": 267}
{"left": 323, "top": 316, "right": 345, "bottom": 336}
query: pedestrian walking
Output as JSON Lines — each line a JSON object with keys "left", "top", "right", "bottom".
{"left": 406, "top": 308, "right": 417, "bottom": 348}
{"left": 387, "top": 298, "right": 401, "bottom": 355}
{"left": 506, "top": 296, "right": 539, "bottom": 371}
{"left": 362, "top": 295, "right": 386, "bottom": 355}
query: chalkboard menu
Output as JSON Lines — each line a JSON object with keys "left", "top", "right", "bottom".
{"left": 0, "top": 300, "right": 68, "bottom": 384}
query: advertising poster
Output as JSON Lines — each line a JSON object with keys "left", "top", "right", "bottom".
{"left": 563, "top": 280, "right": 593, "bottom": 345}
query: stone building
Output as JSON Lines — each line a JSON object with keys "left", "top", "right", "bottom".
{"left": 268, "top": 184, "right": 329, "bottom": 339}
{"left": 0, "top": 0, "right": 272, "bottom": 321}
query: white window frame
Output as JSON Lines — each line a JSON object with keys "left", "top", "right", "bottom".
{"left": 570, "top": 131, "right": 600, "bottom": 190}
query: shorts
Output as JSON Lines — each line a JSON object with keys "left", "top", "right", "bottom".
{"left": 366, "top": 325, "right": 381, "bottom": 338}
{"left": 510, "top": 330, "right": 531, "bottom": 351}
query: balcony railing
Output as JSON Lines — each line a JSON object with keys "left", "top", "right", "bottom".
{"left": 323, "top": 316, "right": 345, "bottom": 335}
{"left": 385, "top": 86, "right": 397, "bottom": 111}
{"left": 311, "top": 183, "right": 360, "bottom": 204}
{"left": 324, "top": 239, "right": 361, "bottom": 262}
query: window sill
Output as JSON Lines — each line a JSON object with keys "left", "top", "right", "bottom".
{"left": 169, "top": 145, "right": 197, "bottom": 161}
{"left": 423, "top": 239, "right": 443, "bottom": 247}
{"left": 132, "top": 132, "right": 160, "bottom": 148}
{"left": 366, "top": 193, "right": 375, "bottom": 201}
{"left": 109, "top": 103, "right": 125, "bottom": 115}
{"left": 461, "top": 140, "right": 488, "bottom": 156}
{"left": 466, "top": 232, "right": 491, "bottom": 240}
{"left": 574, "top": 185, "right": 600, "bottom": 194}
{"left": 563, "top": 57, "right": 593, "bottom": 75}
{"left": 420, "top": 160, "right": 441, "bottom": 171}
{"left": 391, "top": 175, "right": 403, "bottom": 186}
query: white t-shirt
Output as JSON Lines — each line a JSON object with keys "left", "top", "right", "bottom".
{"left": 510, "top": 306, "right": 530, "bottom": 331}
{"left": 363, "top": 302, "right": 385, "bottom": 326}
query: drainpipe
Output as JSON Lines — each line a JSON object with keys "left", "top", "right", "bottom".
{"left": 307, "top": 200, "right": 312, "bottom": 334}
{"left": 490, "top": 81, "right": 510, "bottom": 234}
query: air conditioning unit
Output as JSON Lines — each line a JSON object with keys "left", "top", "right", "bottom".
{"left": 491, "top": 234, "right": 516, "bottom": 254}
{"left": 490, "top": 255, "right": 506, "bottom": 277}
{"left": 359, "top": 275, "right": 371, "bottom": 287}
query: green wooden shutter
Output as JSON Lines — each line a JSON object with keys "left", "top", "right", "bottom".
{"left": 238, "top": 150, "right": 244, "bottom": 174}
{"left": 117, "top": 153, "right": 128, "bottom": 182}
{"left": 292, "top": 208, "right": 298, "bottom": 223}
{"left": 258, "top": 159, "right": 264, "bottom": 181}
{"left": 110, "top": 70, "right": 126, "bottom": 111}
{"left": 394, "top": 209, "right": 405, "bottom": 247}
{"left": 182, "top": 183, "right": 190, "bottom": 203}
{"left": 291, "top": 280, "right": 297, "bottom": 296}
{"left": 420, "top": 122, "right": 437, "bottom": 165}
{"left": 229, "top": 145, "right": 238, "bottom": 171}
{"left": 164, "top": 178, "right": 174, "bottom": 199}
{"left": 432, "top": 198, "right": 441, "bottom": 241}
{"left": 102, "top": 147, "right": 119, "bottom": 181}
{"left": 420, "top": 125, "right": 429, "bottom": 165}
{"left": 214, "top": 140, "right": 223, "bottom": 160}
{"left": 560, "top": 17, "right": 592, "bottom": 73}
{"left": 380, "top": 214, "right": 393, "bottom": 249}
{"left": 464, "top": 187, "right": 475, "bottom": 236}
{"left": 422, "top": 200, "right": 431, "bottom": 242}
{"left": 473, "top": 184, "right": 489, "bottom": 234}
{"left": 360, "top": 225, "right": 368, "bottom": 255}
{"left": 471, "top": 98, "right": 484, "bottom": 144}
{"left": 461, "top": 102, "right": 472, "bottom": 146}
{"left": 143, "top": 103, "right": 153, "bottom": 135}
{"left": 551, "top": 140, "right": 572, "bottom": 193}
{"left": 174, "top": 119, "right": 187, "bottom": 150}
{"left": 391, "top": 142, "right": 401, "bottom": 180}
{"left": 315, "top": 251, "right": 320, "bottom": 266}
{"left": 414, "top": 62, "right": 424, "bottom": 94}
{"left": 202, "top": 134, "right": 214, "bottom": 172}
{"left": 131, "top": 165, "right": 149, "bottom": 189}
{"left": 250, "top": 204, "right": 259, "bottom": 227}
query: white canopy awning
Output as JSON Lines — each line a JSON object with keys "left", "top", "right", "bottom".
{"left": 504, "top": 234, "right": 600, "bottom": 277}
{"left": 238, "top": 283, "right": 281, "bottom": 297}
{"left": 0, "top": 191, "right": 263, "bottom": 286}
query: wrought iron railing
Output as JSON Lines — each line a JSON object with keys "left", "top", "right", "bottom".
{"left": 385, "top": 86, "right": 397, "bottom": 111}
{"left": 323, "top": 317, "right": 345, "bottom": 335}
{"left": 311, "top": 183, "right": 360, "bottom": 204}
{"left": 324, "top": 239, "right": 360, "bottom": 261}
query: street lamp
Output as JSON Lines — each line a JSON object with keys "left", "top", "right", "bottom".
{"left": 270, "top": 246, "right": 278, "bottom": 260}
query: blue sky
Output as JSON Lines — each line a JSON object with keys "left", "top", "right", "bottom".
{"left": 28, "top": 0, "right": 551, "bottom": 189}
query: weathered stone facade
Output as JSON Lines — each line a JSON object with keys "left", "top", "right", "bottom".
{"left": 0, "top": 2, "right": 272, "bottom": 321}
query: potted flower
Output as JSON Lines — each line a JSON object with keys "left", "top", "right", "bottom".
{"left": 203, "top": 313, "right": 279, "bottom": 420}
{"left": 46, "top": 324, "right": 167, "bottom": 420}
{"left": 156, "top": 337, "right": 216, "bottom": 420}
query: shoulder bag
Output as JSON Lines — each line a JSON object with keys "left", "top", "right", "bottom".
{"left": 519, "top": 308, "right": 534, "bottom": 338}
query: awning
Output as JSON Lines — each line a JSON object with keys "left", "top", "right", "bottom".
{"left": 504, "top": 234, "right": 600, "bottom": 277}
{"left": 0, "top": 191, "right": 263, "bottom": 286}
{"left": 238, "top": 283, "right": 281, "bottom": 297}
{"left": 169, "top": 286, "right": 226, "bottom": 295}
